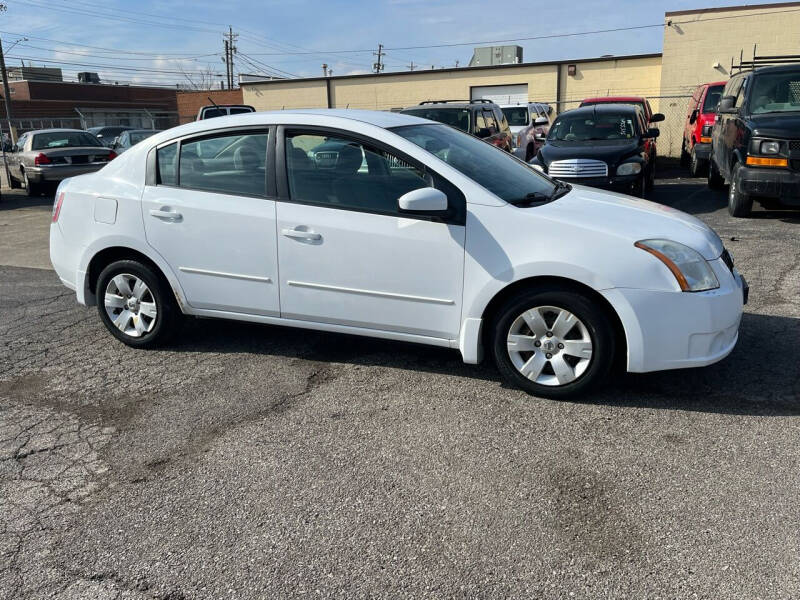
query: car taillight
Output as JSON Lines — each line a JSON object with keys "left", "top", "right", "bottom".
{"left": 107, "top": 150, "right": 117, "bottom": 161}
{"left": 34, "top": 152, "right": 51, "bottom": 166}
{"left": 52, "top": 191, "right": 65, "bottom": 222}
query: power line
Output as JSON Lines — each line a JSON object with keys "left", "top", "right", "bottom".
{"left": 6, "top": 54, "right": 225, "bottom": 76}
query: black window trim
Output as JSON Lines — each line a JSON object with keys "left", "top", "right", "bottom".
{"left": 276, "top": 124, "right": 466, "bottom": 226}
{"left": 146, "top": 125, "right": 276, "bottom": 199}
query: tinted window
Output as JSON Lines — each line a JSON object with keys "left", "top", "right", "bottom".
{"left": 201, "top": 108, "right": 226, "bottom": 119}
{"left": 549, "top": 112, "right": 638, "bottom": 141}
{"left": 474, "top": 110, "right": 488, "bottom": 134}
{"left": 32, "top": 131, "right": 103, "bottom": 149}
{"left": 501, "top": 107, "right": 529, "bottom": 127}
{"left": 749, "top": 71, "right": 800, "bottom": 113}
{"left": 401, "top": 107, "right": 471, "bottom": 132}
{"left": 735, "top": 77, "right": 748, "bottom": 109}
{"left": 702, "top": 84, "right": 724, "bottom": 113}
{"left": 229, "top": 107, "right": 254, "bottom": 115}
{"left": 391, "top": 123, "right": 557, "bottom": 204}
{"left": 179, "top": 132, "right": 267, "bottom": 196}
{"left": 485, "top": 109, "right": 499, "bottom": 132}
{"left": 285, "top": 131, "right": 439, "bottom": 216}
{"left": 157, "top": 142, "right": 177, "bottom": 185}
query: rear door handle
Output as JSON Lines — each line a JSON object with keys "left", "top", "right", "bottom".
{"left": 282, "top": 227, "right": 321, "bottom": 241}
{"left": 149, "top": 207, "right": 182, "bottom": 222}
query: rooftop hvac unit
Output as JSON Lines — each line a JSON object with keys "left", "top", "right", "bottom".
{"left": 78, "top": 72, "right": 101, "bottom": 84}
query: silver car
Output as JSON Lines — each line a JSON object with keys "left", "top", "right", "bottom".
{"left": 7, "top": 129, "right": 116, "bottom": 196}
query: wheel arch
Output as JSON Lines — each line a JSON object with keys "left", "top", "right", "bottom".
{"left": 84, "top": 245, "right": 187, "bottom": 312}
{"left": 478, "top": 275, "right": 628, "bottom": 370}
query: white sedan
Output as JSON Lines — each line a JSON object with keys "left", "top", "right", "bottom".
{"left": 49, "top": 109, "right": 747, "bottom": 399}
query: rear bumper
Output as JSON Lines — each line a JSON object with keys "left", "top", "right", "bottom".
{"left": 692, "top": 142, "right": 711, "bottom": 160}
{"left": 736, "top": 165, "right": 800, "bottom": 204}
{"left": 27, "top": 164, "right": 105, "bottom": 183}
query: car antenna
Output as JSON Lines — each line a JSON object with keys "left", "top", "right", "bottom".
{"left": 207, "top": 96, "right": 221, "bottom": 110}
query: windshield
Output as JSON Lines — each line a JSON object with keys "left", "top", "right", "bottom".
{"left": 32, "top": 131, "right": 104, "bottom": 149}
{"left": 548, "top": 112, "right": 638, "bottom": 141}
{"left": 401, "top": 108, "right": 471, "bottom": 133}
{"left": 702, "top": 84, "right": 724, "bottom": 113}
{"left": 201, "top": 108, "right": 226, "bottom": 119}
{"left": 390, "top": 123, "right": 559, "bottom": 204}
{"left": 750, "top": 71, "right": 800, "bottom": 114}
{"left": 501, "top": 107, "right": 529, "bottom": 127}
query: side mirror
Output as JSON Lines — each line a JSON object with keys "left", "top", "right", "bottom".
{"left": 644, "top": 127, "right": 660, "bottom": 138}
{"left": 718, "top": 96, "right": 737, "bottom": 113}
{"left": 534, "top": 116, "right": 548, "bottom": 126}
{"left": 650, "top": 113, "right": 665, "bottom": 123}
{"left": 475, "top": 127, "right": 491, "bottom": 138}
{"left": 398, "top": 187, "right": 448, "bottom": 213}
{"left": 689, "top": 109, "right": 698, "bottom": 124}
{"left": 534, "top": 133, "right": 546, "bottom": 142}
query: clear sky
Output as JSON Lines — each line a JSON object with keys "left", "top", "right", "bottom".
{"left": 0, "top": 0, "right": 788, "bottom": 87}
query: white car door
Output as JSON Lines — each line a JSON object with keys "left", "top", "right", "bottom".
{"left": 141, "top": 128, "right": 280, "bottom": 316}
{"left": 275, "top": 128, "right": 466, "bottom": 341}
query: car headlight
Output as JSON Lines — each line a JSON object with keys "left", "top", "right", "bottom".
{"left": 635, "top": 239, "right": 719, "bottom": 292}
{"left": 760, "top": 140, "right": 780, "bottom": 154}
{"left": 616, "top": 162, "right": 642, "bottom": 176}
{"left": 530, "top": 163, "right": 544, "bottom": 172}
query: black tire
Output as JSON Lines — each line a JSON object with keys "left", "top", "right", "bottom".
{"left": 707, "top": 158, "right": 725, "bottom": 190}
{"left": 96, "top": 259, "right": 181, "bottom": 348}
{"left": 689, "top": 146, "right": 707, "bottom": 177}
{"left": 680, "top": 140, "right": 690, "bottom": 167}
{"left": 632, "top": 172, "right": 647, "bottom": 198}
{"left": 645, "top": 156, "right": 656, "bottom": 192}
{"left": 7, "top": 168, "right": 20, "bottom": 189}
{"left": 22, "top": 170, "right": 40, "bottom": 197}
{"left": 491, "top": 287, "right": 616, "bottom": 399}
{"left": 727, "top": 162, "right": 753, "bottom": 218}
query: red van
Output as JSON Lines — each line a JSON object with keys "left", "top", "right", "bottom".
{"left": 681, "top": 81, "right": 725, "bottom": 176}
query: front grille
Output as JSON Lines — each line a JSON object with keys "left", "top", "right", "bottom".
{"left": 548, "top": 158, "right": 608, "bottom": 179}
{"left": 789, "top": 140, "right": 800, "bottom": 152}
{"left": 721, "top": 248, "right": 734, "bottom": 273}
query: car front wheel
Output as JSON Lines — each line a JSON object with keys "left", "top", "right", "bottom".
{"left": 96, "top": 259, "right": 180, "bottom": 348}
{"left": 491, "top": 288, "right": 615, "bottom": 399}
{"left": 727, "top": 162, "right": 753, "bottom": 217}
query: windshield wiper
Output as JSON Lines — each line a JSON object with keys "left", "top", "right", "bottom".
{"left": 550, "top": 180, "right": 572, "bottom": 200}
{"left": 508, "top": 192, "right": 551, "bottom": 207}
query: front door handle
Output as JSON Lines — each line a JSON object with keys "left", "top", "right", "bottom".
{"left": 282, "top": 227, "right": 321, "bottom": 241}
{"left": 149, "top": 207, "right": 183, "bottom": 222}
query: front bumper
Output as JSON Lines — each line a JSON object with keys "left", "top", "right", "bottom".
{"left": 736, "top": 164, "right": 800, "bottom": 204}
{"left": 551, "top": 173, "right": 639, "bottom": 193}
{"left": 692, "top": 141, "right": 711, "bottom": 160}
{"left": 27, "top": 164, "right": 106, "bottom": 183}
{"left": 601, "top": 258, "right": 746, "bottom": 373}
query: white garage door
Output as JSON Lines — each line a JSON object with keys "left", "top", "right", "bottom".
{"left": 471, "top": 84, "right": 528, "bottom": 105}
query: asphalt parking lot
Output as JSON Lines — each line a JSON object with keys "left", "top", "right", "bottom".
{"left": 1, "top": 167, "right": 799, "bottom": 599}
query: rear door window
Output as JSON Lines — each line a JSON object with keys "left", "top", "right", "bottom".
{"left": 179, "top": 131, "right": 268, "bottom": 197}
{"left": 157, "top": 142, "right": 178, "bottom": 186}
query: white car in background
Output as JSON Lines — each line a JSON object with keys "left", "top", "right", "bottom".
{"left": 49, "top": 109, "right": 747, "bottom": 399}
{"left": 499, "top": 102, "right": 552, "bottom": 138}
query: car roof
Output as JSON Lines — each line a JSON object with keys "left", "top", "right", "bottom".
{"left": 581, "top": 96, "right": 646, "bottom": 104}
{"left": 750, "top": 64, "right": 800, "bottom": 75}
{"left": 557, "top": 103, "right": 641, "bottom": 117}
{"left": 703, "top": 81, "right": 727, "bottom": 87}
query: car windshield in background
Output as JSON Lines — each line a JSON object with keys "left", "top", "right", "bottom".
{"left": 548, "top": 113, "right": 638, "bottom": 141}
{"left": 202, "top": 108, "right": 226, "bottom": 119}
{"left": 229, "top": 107, "right": 253, "bottom": 115}
{"left": 501, "top": 107, "right": 529, "bottom": 126}
{"left": 129, "top": 131, "right": 157, "bottom": 144}
{"left": 391, "top": 123, "right": 559, "bottom": 204}
{"left": 750, "top": 71, "right": 800, "bottom": 113}
{"left": 402, "top": 108, "right": 471, "bottom": 132}
{"left": 703, "top": 85, "right": 724, "bottom": 113}
{"left": 32, "top": 131, "right": 104, "bottom": 150}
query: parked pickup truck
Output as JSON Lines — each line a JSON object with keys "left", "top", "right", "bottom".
{"left": 709, "top": 64, "right": 800, "bottom": 216}
{"left": 681, "top": 81, "right": 725, "bottom": 176}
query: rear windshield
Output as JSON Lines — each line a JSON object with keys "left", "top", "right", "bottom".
{"left": 549, "top": 112, "right": 638, "bottom": 141}
{"left": 230, "top": 107, "right": 254, "bottom": 115}
{"left": 129, "top": 131, "right": 158, "bottom": 144}
{"left": 32, "top": 131, "right": 103, "bottom": 149}
{"left": 702, "top": 85, "right": 724, "bottom": 113}
{"left": 201, "top": 108, "right": 226, "bottom": 119}
{"left": 501, "top": 107, "right": 530, "bottom": 127}
{"left": 750, "top": 71, "right": 800, "bottom": 114}
{"left": 401, "top": 108, "right": 471, "bottom": 133}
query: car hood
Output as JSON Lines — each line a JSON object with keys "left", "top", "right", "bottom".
{"left": 748, "top": 112, "right": 800, "bottom": 138}
{"left": 536, "top": 185, "right": 724, "bottom": 260}
{"left": 539, "top": 139, "right": 641, "bottom": 166}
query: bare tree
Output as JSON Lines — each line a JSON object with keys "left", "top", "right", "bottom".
{"left": 176, "top": 64, "right": 221, "bottom": 91}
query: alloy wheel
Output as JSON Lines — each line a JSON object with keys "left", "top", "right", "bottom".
{"left": 104, "top": 273, "right": 158, "bottom": 337}
{"left": 506, "top": 305, "right": 593, "bottom": 386}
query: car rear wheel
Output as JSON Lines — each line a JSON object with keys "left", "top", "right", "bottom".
{"left": 707, "top": 158, "right": 725, "bottom": 190}
{"left": 680, "top": 140, "right": 690, "bottom": 167}
{"left": 728, "top": 162, "right": 753, "bottom": 218}
{"left": 96, "top": 259, "right": 181, "bottom": 348}
{"left": 22, "top": 170, "right": 40, "bottom": 197}
{"left": 491, "top": 288, "right": 615, "bottom": 399}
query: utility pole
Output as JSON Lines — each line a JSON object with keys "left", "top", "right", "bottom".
{"left": 322, "top": 63, "right": 328, "bottom": 77}
{"left": 407, "top": 61, "right": 416, "bottom": 71}
{"left": 223, "top": 39, "right": 230, "bottom": 89}
{"left": 223, "top": 27, "right": 238, "bottom": 89}
{"left": 0, "top": 37, "right": 14, "bottom": 144}
{"left": 373, "top": 44, "right": 385, "bottom": 74}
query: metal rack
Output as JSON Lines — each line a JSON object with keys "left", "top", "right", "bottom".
{"left": 731, "top": 45, "right": 800, "bottom": 73}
